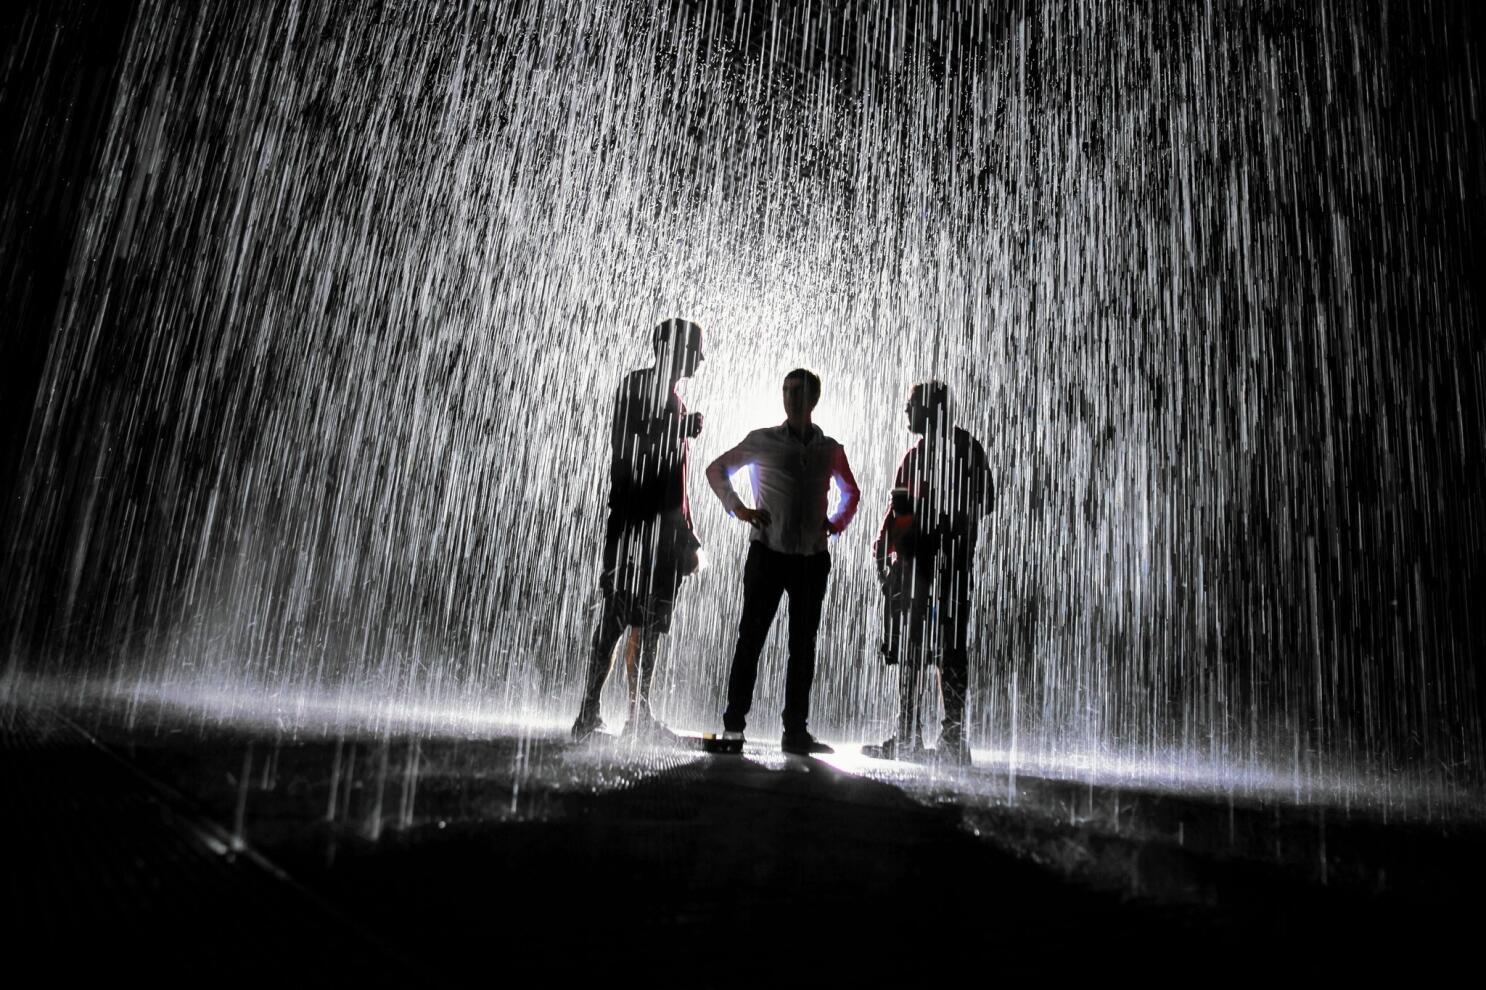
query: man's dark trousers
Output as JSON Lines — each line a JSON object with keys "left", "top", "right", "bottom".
{"left": 722, "top": 541, "right": 831, "bottom": 734}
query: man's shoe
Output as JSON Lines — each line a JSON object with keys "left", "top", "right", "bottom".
{"left": 703, "top": 730, "right": 745, "bottom": 754}
{"left": 860, "top": 736, "right": 928, "bottom": 762}
{"left": 571, "top": 712, "right": 607, "bottom": 742}
{"left": 781, "top": 732, "right": 835, "bottom": 756}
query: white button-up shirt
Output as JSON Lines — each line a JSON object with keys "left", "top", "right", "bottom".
{"left": 705, "top": 422, "right": 861, "bottom": 555}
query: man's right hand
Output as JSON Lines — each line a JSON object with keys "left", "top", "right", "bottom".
{"left": 735, "top": 506, "right": 772, "bottom": 528}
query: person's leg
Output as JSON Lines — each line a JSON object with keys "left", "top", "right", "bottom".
{"left": 895, "top": 558, "right": 933, "bottom": 747}
{"left": 579, "top": 516, "right": 637, "bottom": 728}
{"left": 863, "top": 571, "right": 917, "bottom": 758}
{"left": 937, "top": 548, "right": 974, "bottom": 758}
{"left": 939, "top": 642, "right": 969, "bottom": 742}
{"left": 781, "top": 551, "right": 831, "bottom": 736}
{"left": 621, "top": 625, "right": 642, "bottom": 710}
{"left": 628, "top": 564, "right": 679, "bottom": 724}
{"left": 723, "top": 543, "right": 785, "bottom": 733}
{"left": 630, "top": 625, "right": 663, "bottom": 722}
{"left": 880, "top": 564, "right": 905, "bottom": 662}
{"left": 575, "top": 596, "right": 627, "bottom": 731}
{"left": 896, "top": 659, "right": 930, "bottom": 751}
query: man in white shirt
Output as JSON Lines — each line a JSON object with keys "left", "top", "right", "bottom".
{"left": 705, "top": 368, "right": 861, "bottom": 755}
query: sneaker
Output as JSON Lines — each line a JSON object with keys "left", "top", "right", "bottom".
{"left": 860, "top": 736, "right": 928, "bottom": 762}
{"left": 781, "top": 732, "right": 835, "bottom": 756}
{"left": 571, "top": 712, "right": 607, "bottom": 742}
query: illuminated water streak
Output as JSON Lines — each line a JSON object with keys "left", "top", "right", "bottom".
{"left": 2, "top": 1, "right": 1483, "bottom": 798}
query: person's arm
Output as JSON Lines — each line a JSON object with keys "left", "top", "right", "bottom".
{"left": 873, "top": 455, "right": 909, "bottom": 573}
{"left": 873, "top": 509, "right": 892, "bottom": 577}
{"left": 974, "top": 438, "right": 994, "bottom": 517}
{"left": 609, "top": 383, "right": 636, "bottom": 463}
{"left": 706, "top": 432, "right": 769, "bottom": 525}
{"left": 614, "top": 377, "right": 699, "bottom": 461}
{"left": 662, "top": 507, "right": 702, "bottom": 574}
{"left": 825, "top": 444, "right": 861, "bottom": 534}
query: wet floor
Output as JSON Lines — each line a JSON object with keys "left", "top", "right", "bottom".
{"left": 6, "top": 702, "right": 1483, "bottom": 980}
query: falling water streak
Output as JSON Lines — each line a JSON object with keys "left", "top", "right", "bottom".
{"left": 0, "top": 1, "right": 1482, "bottom": 808}
{"left": 326, "top": 734, "right": 344, "bottom": 822}
{"left": 232, "top": 742, "right": 252, "bottom": 851}
{"left": 399, "top": 738, "right": 421, "bottom": 828}
{"left": 339, "top": 742, "right": 358, "bottom": 823}
{"left": 368, "top": 736, "right": 390, "bottom": 841}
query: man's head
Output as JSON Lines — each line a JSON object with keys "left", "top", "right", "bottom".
{"left": 652, "top": 318, "right": 705, "bottom": 381}
{"left": 782, "top": 368, "right": 821, "bottom": 426}
{"left": 907, "top": 380, "right": 950, "bottom": 435}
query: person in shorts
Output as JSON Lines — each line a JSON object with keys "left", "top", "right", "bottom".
{"left": 571, "top": 319, "right": 705, "bottom": 741}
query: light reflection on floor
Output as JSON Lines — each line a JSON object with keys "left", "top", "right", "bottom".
{"left": 8, "top": 671, "right": 1482, "bottom": 817}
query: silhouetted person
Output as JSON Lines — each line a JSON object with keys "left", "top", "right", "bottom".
{"left": 571, "top": 319, "right": 705, "bottom": 741}
{"left": 864, "top": 381, "right": 992, "bottom": 765}
{"left": 706, "top": 368, "right": 861, "bottom": 755}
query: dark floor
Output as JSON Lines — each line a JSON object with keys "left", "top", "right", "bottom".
{"left": 5, "top": 702, "right": 1484, "bottom": 980}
